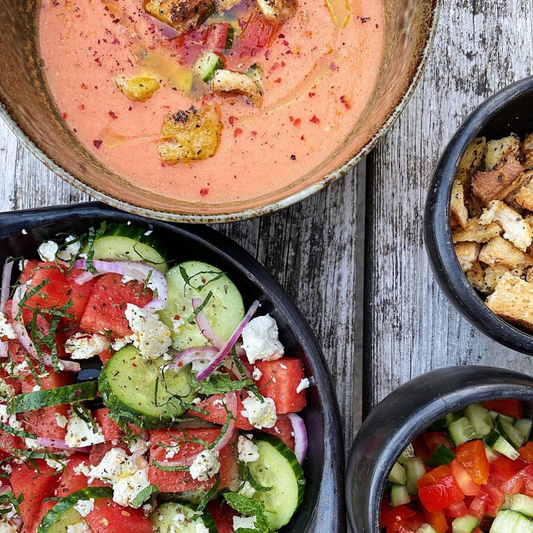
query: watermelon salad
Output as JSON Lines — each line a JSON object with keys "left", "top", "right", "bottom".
{"left": 0, "top": 223, "right": 309, "bottom": 533}
{"left": 381, "top": 399, "right": 533, "bottom": 533}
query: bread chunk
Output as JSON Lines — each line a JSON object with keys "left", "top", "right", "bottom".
{"left": 256, "top": 0, "right": 297, "bottom": 21}
{"left": 514, "top": 170, "right": 533, "bottom": 212}
{"left": 479, "top": 236, "right": 532, "bottom": 269}
{"left": 455, "top": 137, "right": 486, "bottom": 185}
{"left": 450, "top": 180, "right": 469, "bottom": 228}
{"left": 210, "top": 66, "right": 264, "bottom": 107}
{"left": 114, "top": 76, "right": 160, "bottom": 102}
{"left": 466, "top": 262, "right": 489, "bottom": 293}
{"left": 145, "top": 0, "right": 215, "bottom": 35}
{"left": 483, "top": 265, "right": 515, "bottom": 294}
{"left": 484, "top": 135, "right": 521, "bottom": 170}
{"left": 452, "top": 218, "right": 502, "bottom": 244}
{"left": 522, "top": 133, "right": 533, "bottom": 170}
{"left": 455, "top": 242, "right": 480, "bottom": 272}
{"left": 215, "top": 0, "right": 242, "bottom": 12}
{"left": 472, "top": 157, "right": 524, "bottom": 204}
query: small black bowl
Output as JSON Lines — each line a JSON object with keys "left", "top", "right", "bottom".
{"left": 346, "top": 365, "right": 533, "bottom": 533}
{"left": 0, "top": 202, "right": 345, "bottom": 533}
{"left": 425, "top": 76, "right": 533, "bottom": 355}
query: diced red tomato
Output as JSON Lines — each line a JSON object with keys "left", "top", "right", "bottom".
{"left": 443, "top": 500, "right": 469, "bottom": 518}
{"left": 450, "top": 459, "right": 481, "bottom": 496}
{"left": 380, "top": 500, "right": 417, "bottom": 528}
{"left": 469, "top": 492, "right": 490, "bottom": 521}
{"left": 86, "top": 498, "right": 153, "bottom": 533}
{"left": 490, "top": 455, "right": 526, "bottom": 482}
{"left": 186, "top": 393, "right": 253, "bottom": 430}
{"left": 501, "top": 464, "right": 533, "bottom": 495}
{"left": 80, "top": 274, "right": 152, "bottom": 339}
{"left": 93, "top": 407, "right": 141, "bottom": 441}
{"left": 57, "top": 454, "right": 90, "bottom": 497}
{"left": 481, "top": 483, "right": 505, "bottom": 517}
{"left": 524, "top": 476, "right": 533, "bottom": 497}
{"left": 418, "top": 475, "right": 464, "bottom": 512}
{"left": 423, "top": 508, "right": 449, "bottom": 533}
{"left": 260, "top": 414, "right": 296, "bottom": 450}
{"left": 455, "top": 440, "right": 490, "bottom": 485}
{"left": 482, "top": 400, "right": 523, "bottom": 420}
{"left": 418, "top": 465, "right": 452, "bottom": 490}
{"left": 206, "top": 23, "right": 232, "bottom": 50}
{"left": 387, "top": 524, "right": 415, "bottom": 533}
{"left": 403, "top": 513, "right": 425, "bottom": 532}
{"left": 206, "top": 500, "right": 239, "bottom": 533}
{"left": 519, "top": 442, "right": 533, "bottom": 462}
{"left": 255, "top": 357, "right": 307, "bottom": 414}
{"left": 239, "top": 13, "right": 276, "bottom": 50}
{"left": 424, "top": 432, "right": 453, "bottom": 455}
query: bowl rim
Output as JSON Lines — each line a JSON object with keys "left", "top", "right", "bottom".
{"left": 0, "top": 201, "right": 346, "bottom": 532}
{"left": 425, "top": 74, "right": 533, "bottom": 355}
{"left": 0, "top": 0, "right": 441, "bottom": 223}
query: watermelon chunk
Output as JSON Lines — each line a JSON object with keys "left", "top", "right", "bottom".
{"left": 261, "top": 414, "right": 296, "bottom": 450}
{"left": 56, "top": 454, "right": 91, "bottom": 497}
{"left": 255, "top": 357, "right": 307, "bottom": 414}
{"left": 0, "top": 430, "right": 24, "bottom": 460}
{"left": 80, "top": 274, "right": 153, "bottom": 338}
{"left": 206, "top": 500, "right": 239, "bottom": 533}
{"left": 86, "top": 498, "right": 153, "bottom": 533}
{"left": 187, "top": 393, "right": 253, "bottom": 430}
{"left": 93, "top": 407, "right": 141, "bottom": 441}
{"left": 148, "top": 428, "right": 238, "bottom": 492}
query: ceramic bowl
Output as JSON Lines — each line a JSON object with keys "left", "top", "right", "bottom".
{"left": 0, "top": 202, "right": 345, "bottom": 532}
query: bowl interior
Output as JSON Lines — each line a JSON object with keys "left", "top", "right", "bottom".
{"left": 0, "top": 0, "right": 438, "bottom": 221}
{"left": 0, "top": 203, "right": 344, "bottom": 532}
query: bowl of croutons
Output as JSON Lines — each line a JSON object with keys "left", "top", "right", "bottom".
{"left": 425, "top": 76, "right": 533, "bottom": 354}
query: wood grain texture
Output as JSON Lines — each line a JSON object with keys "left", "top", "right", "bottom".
{"left": 365, "top": 0, "right": 533, "bottom": 411}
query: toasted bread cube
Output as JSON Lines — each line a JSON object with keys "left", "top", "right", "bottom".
{"left": 455, "top": 137, "right": 486, "bottom": 185}
{"left": 256, "top": 0, "right": 297, "bottom": 20}
{"left": 210, "top": 67, "right": 264, "bottom": 107}
{"left": 157, "top": 105, "right": 223, "bottom": 163}
{"left": 114, "top": 76, "right": 160, "bottom": 102}
{"left": 522, "top": 133, "right": 533, "bottom": 170}
{"left": 464, "top": 190, "right": 485, "bottom": 218}
{"left": 466, "top": 262, "right": 489, "bottom": 293}
{"left": 484, "top": 135, "right": 521, "bottom": 170}
{"left": 455, "top": 242, "right": 481, "bottom": 272}
{"left": 216, "top": 0, "right": 242, "bottom": 11}
{"left": 483, "top": 265, "right": 515, "bottom": 294}
{"left": 472, "top": 157, "right": 524, "bottom": 204}
{"left": 145, "top": 0, "right": 215, "bottom": 36}
{"left": 479, "top": 236, "right": 533, "bottom": 269}
{"left": 452, "top": 218, "right": 502, "bottom": 244}
{"left": 450, "top": 180, "right": 469, "bottom": 228}
{"left": 479, "top": 200, "right": 533, "bottom": 252}
{"left": 514, "top": 170, "right": 533, "bottom": 212}
{"left": 486, "top": 273, "right": 533, "bottom": 331}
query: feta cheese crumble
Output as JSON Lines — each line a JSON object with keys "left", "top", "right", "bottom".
{"left": 0, "top": 522, "right": 19, "bottom": 533}
{"left": 252, "top": 367, "right": 262, "bottom": 381}
{"left": 189, "top": 449, "right": 220, "bottom": 481}
{"left": 65, "top": 408, "right": 105, "bottom": 448}
{"left": 233, "top": 516, "right": 257, "bottom": 530}
{"left": 66, "top": 523, "right": 91, "bottom": 533}
{"left": 296, "top": 377, "right": 310, "bottom": 394}
{"left": 238, "top": 480, "right": 257, "bottom": 498}
{"left": 241, "top": 315, "right": 284, "bottom": 364}
{"left": 38, "top": 240, "right": 59, "bottom": 262}
{"left": 55, "top": 412, "right": 68, "bottom": 428}
{"left": 237, "top": 435, "right": 260, "bottom": 463}
{"left": 57, "top": 235, "right": 81, "bottom": 261}
{"left": 0, "top": 313, "right": 15, "bottom": 341}
{"left": 241, "top": 394, "right": 277, "bottom": 429}
{"left": 74, "top": 499, "right": 95, "bottom": 517}
{"left": 65, "top": 333, "right": 108, "bottom": 360}
{"left": 196, "top": 524, "right": 209, "bottom": 533}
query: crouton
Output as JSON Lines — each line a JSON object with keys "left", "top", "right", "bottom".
{"left": 486, "top": 273, "right": 533, "bottom": 331}
{"left": 484, "top": 135, "right": 521, "bottom": 170}
{"left": 483, "top": 265, "right": 514, "bottom": 294}
{"left": 455, "top": 242, "right": 481, "bottom": 272}
{"left": 522, "top": 133, "right": 533, "bottom": 170}
{"left": 455, "top": 137, "right": 486, "bottom": 185}
{"left": 478, "top": 236, "right": 533, "bottom": 269}
{"left": 452, "top": 218, "right": 502, "bottom": 244}
{"left": 255, "top": 0, "right": 297, "bottom": 21}
{"left": 210, "top": 66, "right": 264, "bottom": 107}
{"left": 479, "top": 200, "right": 533, "bottom": 252}
{"left": 504, "top": 169, "right": 531, "bottom": 209}
{"left": 145, "top": 0, "right": 215, "bottom": 36}
{"left": 215, "top": 0, "right": 242, "bottom": 11}
{"left": 450, "top": 180, "right": 469, "bottom": 228}
{"left": 114, "top": 76, "right": 160, "bottom": 102}
{"left": 157, "top": 105, "right": 223, "bottom": 163}
{"left": 466, "top": 262, "right": 489, "bottom": 293}
{"left": 514, "top": 170, "right": 533, "bottom": 212}
{"left": 464, "top": 190, "right": 485, "bottom": 218}
{"left": 471, "top": 157, "right": 524, "bottom": 204}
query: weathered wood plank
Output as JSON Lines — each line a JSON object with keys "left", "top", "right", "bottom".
{"left": 365, "top": 0, "right": 533, "bottom": 411}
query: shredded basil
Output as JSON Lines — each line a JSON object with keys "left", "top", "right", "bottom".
{"left": 197, "top": 473, "right": 220, "bottom": 512}
{"left": 187, "top": 290, "right": 213, "bottom": 324}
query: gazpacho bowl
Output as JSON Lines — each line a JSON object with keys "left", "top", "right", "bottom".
{"left": 0, "top": 0, "right": 439, "bottom": 222}
{"left": 0, "top": 201, "right": 345, "bottom": 532}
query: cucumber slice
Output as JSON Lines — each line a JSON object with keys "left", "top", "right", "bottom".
{"left": 248, "top": 434, "right": 305, "bottom": 530}
{"left": 99, "top": 345, "right": 195, "bottom": 429}
{"left": 159, "top": 261, "right": 244, "bottom": 352}
{"left": 464, "top": 403, "right": 493, "bottom": 438}
{"left": 445, "top": 412, "right": 460, "bottom": 424}
{"left": 37, "top": 487, "right": 112, "bottom": 533}
{"left": 515, "top": 419, "right": 533, "bottom": 442}
{"left": 398, "top": 444, "right": 415, "bottom": 464}
{"left": 224, "top": 27, "right": 235, "bottom": 48}
{"left": 513, "top": 514, "right": 533, "bottom": 533}
{"left": 391, "top": 484, "right": 411, "bottom": 507}
{"left": 151, "top": 502, "right": 216, "bottom": 533}
{"left": 496, "top": 416, "right": 525, "bottom": 449}
{"left": 448, "top": 417, "right": 476, "bottom": 446}
{"left": 90, "top": 223, "right": 168, "bottom": 274}
{"left": 418, "top": 525, "right": 439, "bottom": 533}
{"left": 452, "top": 515, "right": 479, "bottom": 533}
{"left": 484, "top": 442, "right": 500, "bottom": 462}
{"left": 502, "top": 494, "right": 513, "bottom": 510}
{"left": 490, "top": 411, "right": 515, "bottom": 424}
{"left": 510, "top": 495, "right": 533, "bottom": 519}
{"left": 485, "top": 431, "right": 520, "bottom": 460}
{"left": 426, "top": 445, "right": 456, "bottom": 467}
{"left": 491, "top": 510, "right": 522, "bottom": 533}
{"left": 404, "top": 457, "right": 426, "bottom": 496}
{"left": 388, "top": 462, "right": 407, "bottom": 485}
{"left": 194, "top": 51, "right": 224, "bottom": 82}
{"left": 8, "top": 381, "right": 98, "bottom": 414}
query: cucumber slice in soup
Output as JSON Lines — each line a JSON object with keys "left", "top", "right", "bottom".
{"left": 388, "top": 462, "right": 407, "bottom": 485}
{"left": 247, "top": 434, "right": 305, "bottom": 530}
{"left": 159, "top": 261, "right": 245, "bottom": 352}
{"left": 151, "top": 502, "right": 217, "bottom": 533}
{"left": 391, "top": 484, "right": 411, "bottom": 507}
{"left": 99, "top": 345, "right": 195, "bottom": 429}
{"left": 89, "top": 223, "right": 169, "bottom": 273}
{"left": 452, "top": 515, "right": 479, "bottom": 533}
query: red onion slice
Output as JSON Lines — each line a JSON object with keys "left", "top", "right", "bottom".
{"left": 288, "top": 413, "right": 308, "bottom": 465}
{"left": 0, "top": 342, "right": 7, "bottom": 359}
{"left": 213, "top": 392, "right": 237, "bottom": 452}
{"left": 0, "top": 258, "right": 13, "bottom": 314}
{"left": 36, "top": 437, "right": 90, "bottom": 453}
{"left": 196, "top": 301, "right": 260, "bottom": 382}
{"left": 192, "top": 298, "right": 224, "bottom": 349}
{"left": 169, "top": 346, "right": 219, "bottom": 373}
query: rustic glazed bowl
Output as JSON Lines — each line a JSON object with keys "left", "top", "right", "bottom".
{"left": 0, "top": 0, "right": 440, "bottom": 222}
{"left": 0, "top": 202, "right": 345, "bottom": 532}
{"left": 425, "top": 76, "right": 533, "bottom": 355}
{"left": 346, "top": 365, "right": 533, "bottom": 533}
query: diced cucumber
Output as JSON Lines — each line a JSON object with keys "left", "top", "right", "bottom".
{"left": 99, "top": 345, "right": 195, "bottom": 429}
{"left": 405, "top": 457, "right": 426, "bottom": 496}
{"left": 448, "top": 417, "right": 476, "bottom": 446}
{"left": 194, "top": 51, "right": 224, "bottom": 82}
{"left": 515, "top": 419, "right": 533, "bottom": 442}
{"left": 502, "top": 494, "right": 513, "bottom": 510}
{"left": 464, "top": 403, "right": 493, "bottom": 438}
{"left": 159, "top": 261, "right": 244, "bottom": 352}
{"left": 90, "top": 223, "right": 168, "bottom": 273}
{"left": 247, "top": 434, "right": 305, "bottom": 530}
{"left": 391, "top": 484, "right": 411, "bottom": 507}
{"left": 513, "top": 514, "right": 533, "bottom": 533}
{"left": 418, "top": 525, "right": 439, "bottom": 533}
{"left": 510, "top": 494, "right": 533, "bottom": 519}
{"left": 150, "top": 502, "right": 217, "bottom": 533}
{"left": 427, "top": 418, "right": 448, "bottom": 432}
{"left": 446, "top": 412, "right": 460, "bottom": 424}
{"left": 496, "top": 416, "right": 525, "bottom": 449}
{"left": 484, "top": 442, "right": 500, "bottom": 462}
{"left": 398, "top": 444, "right": 415, "bottom": 464}
{"left": 485, "top": 431, "right": 520, "bottom": 460}
{"left": 388, "top": 462, "right": 407, "bottom": 485}
{"left": 452, "top": 515, "right": 479, "bottom": 533}
{"left": 426, "top": 445, "right": 456, "bottom": 468}
{"left": 490, "top": 411, "right": 515, "bottom": 424}
{"left": 490, "top": 510, "right": 521, "bottom": 533}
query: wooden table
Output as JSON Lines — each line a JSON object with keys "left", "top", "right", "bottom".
{"left": 2, "top": 0, "right": 533, "bottom": 455}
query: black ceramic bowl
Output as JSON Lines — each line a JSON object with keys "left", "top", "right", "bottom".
{"left": 425, "top": 76, "right": 533, "bottom": 355}
{"left": 346, "top": 365, "right": 533, "bottom": 533}
{"left": 0, "top": 202, "right": 345, "bottom": 533}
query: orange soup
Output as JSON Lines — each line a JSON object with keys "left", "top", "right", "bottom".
{"left": 38, "top": 0, "right": 384, "bottom": 204}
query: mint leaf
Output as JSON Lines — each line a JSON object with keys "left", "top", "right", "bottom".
{"left": 131, "top": 484, "right": 159, "bottom": 508}
{"left": 223, "top": 493, "right": 274, "bottom": 533}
